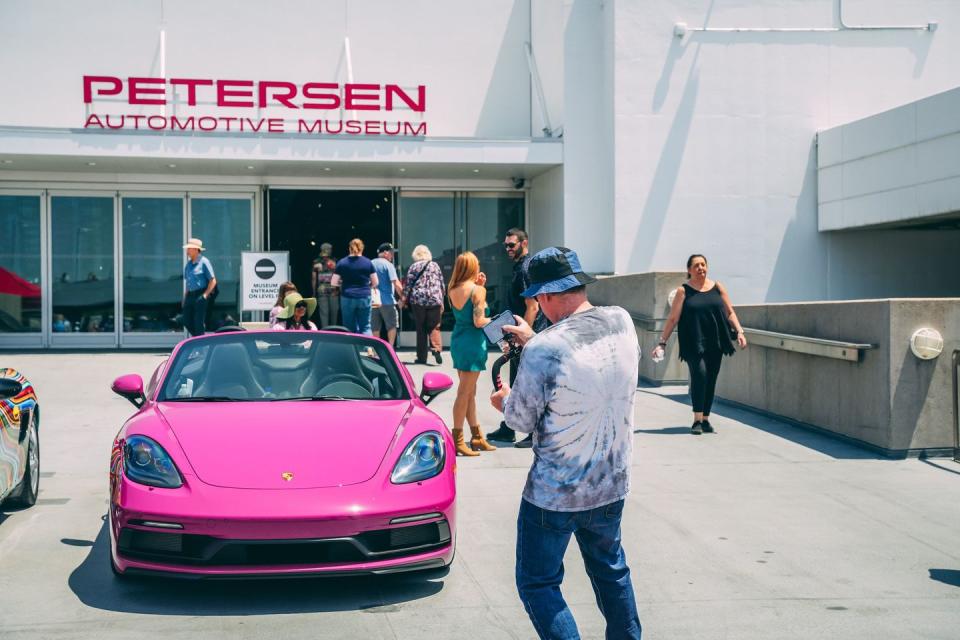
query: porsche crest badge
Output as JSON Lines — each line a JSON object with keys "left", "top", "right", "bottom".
{"left": 281, "top": 472, "right": 294, "bottom": 482}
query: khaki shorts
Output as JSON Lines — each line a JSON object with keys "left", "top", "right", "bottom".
{"left": 372, "top": 303, "right": 399, "bottom": 331}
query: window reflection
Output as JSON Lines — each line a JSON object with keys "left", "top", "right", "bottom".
{"left": 466, "top": 194, "right": 524, "bottom": 318}
{"left": 191, "top": 198, "right": 251, "bottom": 330}
{"left": 122, "top": 197, "right": 184, "bottom": 333}
{"left": 51, "top": 196, "right": 115, "bottom": 333}
{"left": 0, "top": 195, "right": 42, "bottom": 333}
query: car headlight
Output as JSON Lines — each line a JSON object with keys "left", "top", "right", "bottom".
{"left": 123, "top": 435, "right": 183, "bottom": 488}
{"left": 391, "top": 431, "right": 446, "bottom": 484}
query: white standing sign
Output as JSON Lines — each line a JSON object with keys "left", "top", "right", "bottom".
{"left": 241, "top": 251, "right": 290, "bottom": 311}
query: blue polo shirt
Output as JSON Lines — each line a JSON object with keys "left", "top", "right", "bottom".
{"left": 184, "top": 256, "right": 215, "bottom": 292}
{"left": 371, "top": 257, "right": 399, "bottom": 305}
{"left": 335, "top": 255, "right": 375, "bottom": 299}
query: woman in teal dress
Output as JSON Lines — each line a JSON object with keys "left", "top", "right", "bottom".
{"left": 447, "top": 251, "right": 496, "bottom": 457}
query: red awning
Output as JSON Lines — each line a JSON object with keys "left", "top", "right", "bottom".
{"left": 0, "top": 267, "right": 41, "bottom": 298}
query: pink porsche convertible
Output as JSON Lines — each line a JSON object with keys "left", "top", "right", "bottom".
{"left": 108, "top": 329, "right": 456, "bottom": 579}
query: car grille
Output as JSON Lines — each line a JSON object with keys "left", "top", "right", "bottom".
{"left": 117, "top": 520, "right": 451, "bottom": 567}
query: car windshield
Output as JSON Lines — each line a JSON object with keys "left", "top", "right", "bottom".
{"left": 157, "top": 332, "right": 409, "bottom": 402}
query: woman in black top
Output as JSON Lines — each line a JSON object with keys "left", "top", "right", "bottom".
{"left": 653, "top": 254, "right": 747, "bottom": 434}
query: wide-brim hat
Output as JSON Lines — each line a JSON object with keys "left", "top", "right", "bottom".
{"left": 277, "top": 292, "right": 317, "bottom": 319}
{"left": 183, "top": 238, "right": 206, "bottom": 251}
{"left": 521, "top": 247, "right": 597, "bottom": 298}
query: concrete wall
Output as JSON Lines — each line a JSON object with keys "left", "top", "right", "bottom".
{"left": 0, "top": 0, "right": 533, "bottom": 138}
{"left": 529, "top": 165, "right": 565, "bottom": 251}
{"left": 818, "top": 87, "right": 960, "bottom": 231}
{"left": 606, "top": 0, "right": 960, "bottom": 303}
{"left": 589, "top": 271, "right": 688, "bottom": 384}
{"left": 715, "top": 298, "right": 960, "bottom": 456}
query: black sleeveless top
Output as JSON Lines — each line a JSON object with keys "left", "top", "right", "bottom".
{"left": 677, "top": 283, "right": 736, "bottom": 362}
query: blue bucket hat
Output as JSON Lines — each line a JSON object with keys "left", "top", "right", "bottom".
{"left": 521, "top": 247, "right": 597, "bottom": 298}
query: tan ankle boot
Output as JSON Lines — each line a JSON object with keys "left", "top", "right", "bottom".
{"left": 469, "top": 425, "right": 497, "bottom": 452}
{"left": 453, "top": 428, "right": 479, "bottom": 457}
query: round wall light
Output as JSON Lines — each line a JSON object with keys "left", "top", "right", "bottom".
{"left": 909, "top": 328, "right": 943, "bottom": 360}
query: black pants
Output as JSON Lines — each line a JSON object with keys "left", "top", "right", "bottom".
{"left": 686, "top": 350, "right": 723, "bottom": 415}
{"left": 412, "top": 304, "right": 442, "bottom": 362}
{"left": 498, "top": 353, "right": 523, "bottom": 434}
{"left": 183, "top": 290, "right": 207, "bottom": 337}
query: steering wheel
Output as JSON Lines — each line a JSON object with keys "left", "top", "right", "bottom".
{"left": 315, "top": 373, "right": 370, "bottom": 393}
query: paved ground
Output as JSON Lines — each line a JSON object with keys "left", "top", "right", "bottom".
{"left": 0, "top": 349, "right": 958, "bottom": 639}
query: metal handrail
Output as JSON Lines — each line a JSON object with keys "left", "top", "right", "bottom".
{"left": 628, "top": 312, "right": 875, "bottom": 362}
{"left": 953, "top": 350, "right": 959, "bottom": 463}
{"left": 744, "top": 328, "right": 875, "bottom": 362}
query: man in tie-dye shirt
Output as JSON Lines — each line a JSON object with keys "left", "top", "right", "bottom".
{"left": 490, "top": 247, "right": 642, "bottom": 640}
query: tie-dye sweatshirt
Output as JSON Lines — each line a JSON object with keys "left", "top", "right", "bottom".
{"left": 504, "top": 305, "right": 640, "bottom": 512}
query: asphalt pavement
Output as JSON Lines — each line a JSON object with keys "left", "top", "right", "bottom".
{"left": 0, "top": 349, "right": 958, "bottom": 639}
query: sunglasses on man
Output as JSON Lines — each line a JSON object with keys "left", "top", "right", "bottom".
{"left": 504, "top": 242, "right": 519, "bottom": 249}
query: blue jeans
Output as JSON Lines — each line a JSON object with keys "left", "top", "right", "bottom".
{"left": 340, "top": 296, "right": 372, "bottom": 335}
{"left": 516, "top": 499, "right": 642, "bottom": 640}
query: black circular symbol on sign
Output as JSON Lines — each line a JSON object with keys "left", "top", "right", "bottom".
{"left": 255, "top": 259, "right": 277, "bottom": 280}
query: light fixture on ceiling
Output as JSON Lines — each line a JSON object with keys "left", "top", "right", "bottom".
{"left": 87, "top": 162, "right": 97, "bottom": 167}
{"left": 323, "top": 167, "right": 331, "bottom": 172}
{"left": 167, "top": 163, "right": 177, "bottom": 168}
{"left": 1, "top": 159, "right": 12, "bottom": 164}
{"left": 472, "top": 169, "right": 480, "bottom": 173}
{"left": 246, "top": 165, "right": 255, "bottom": 170}
{"left": 398, "top": 167, "right": 406, "bottom": 173}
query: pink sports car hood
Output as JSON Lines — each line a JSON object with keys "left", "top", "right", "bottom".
{"left": 157, "top": 400, "right": 412, "bottom": 489}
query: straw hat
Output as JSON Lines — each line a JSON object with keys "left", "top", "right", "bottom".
{"left": 277, "top": 292, "right": 317, "bottom": 320}
{"left": 183, "top": 238, "right": 206, "bottom": 251}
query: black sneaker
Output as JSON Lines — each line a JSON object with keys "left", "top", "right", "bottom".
{"left": 432, "top": 349, "right": 443, "bottom": 365}
{"left": 514, "top": 434, "right": 533, "bottom": 448}
{"left": 691, "top": 421, "right": 703, "bottom": 435}
{"left": 486, "top": 424, "right": 516, "bottom": 443}
{"left": 701, "top": 419, "right": 715, "bottom": 433}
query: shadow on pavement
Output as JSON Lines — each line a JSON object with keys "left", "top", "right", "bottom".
{"left": 68, "top": 521, "right": 446, "bottom": 615}
{"left": 637, "top": 385, "right": 883, "bottom": 460}
{"left": 929, "top": 569, "right": 960, "bottom": 588}
{"left": 634, "top": 426, "right": 691, "bottom": 435}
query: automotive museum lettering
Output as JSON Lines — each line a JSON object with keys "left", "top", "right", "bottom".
{"left": 82, "top": 75, "right": 428, "bottom": 136}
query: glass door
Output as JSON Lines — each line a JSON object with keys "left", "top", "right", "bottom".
{"left": 0, "top": 192, "right": 43, "bottom": 347}
{"left": 189, "top": 195, "right": 254, "bottom": 329}
{"left": 396, "top": 191, "right": 525, "bottom": 347}
{"left": 120, "top": 194, "right": 185, "bottom": 348}
{"left": 48, "top": 193, "right": 117, "bottom": 347}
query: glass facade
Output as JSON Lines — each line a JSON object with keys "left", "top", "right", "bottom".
{"left": 0, "top": 195, "right": 42, "bottom": 333}
{"left": 0, "top": 187, "right": 519, "bottom": 348}
{"left": 397, "top": 191, "right": 524, "bottom": 333}
{"left": 122, "top": 196, "right": 185, "bottom": 333}
{"left": 50, "top": 196, "right": 115, "bottom": 333}
{"left": 191, "top": 197, "right": 252, "bottom": 329}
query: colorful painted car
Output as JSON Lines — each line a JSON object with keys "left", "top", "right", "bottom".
{"left": 0, "top": 368, "right": 39, "bottom": 508}
{"left": 108, "top": 330, "right": 456, "bottom": 579}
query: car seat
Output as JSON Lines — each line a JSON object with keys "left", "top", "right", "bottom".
{"left": 193, "top": 343, "right": 266, "bottom": 399}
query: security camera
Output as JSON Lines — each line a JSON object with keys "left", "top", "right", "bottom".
{"left": 512, "top": 177, "right": 526, "bottom": 189}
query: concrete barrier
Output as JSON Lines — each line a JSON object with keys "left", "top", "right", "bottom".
{"left": 589, "top": 271, "right": 959, "bottom": 457}
{"left": 715, "top": 299, "right": 960, "bottom": 457}
{"left": 589, "top": 272, "right": 688, "bottom": 385}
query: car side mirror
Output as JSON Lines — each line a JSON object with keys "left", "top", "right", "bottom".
{"left": 420, "top": 372, "right": 453, "bottom": 406}
{"left": 112, "top": 374, "right": 146, "bottom": 408}
{"left": 0, "top": 377, "right": 23, "bottom": 400}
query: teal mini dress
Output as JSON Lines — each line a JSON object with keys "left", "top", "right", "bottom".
{"left": 450, "top": 285, "right": 488, "bottom": 372}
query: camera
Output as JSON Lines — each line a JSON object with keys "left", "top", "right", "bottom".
{"left": 511, "top": 177, "right": 526, "bottom": 190}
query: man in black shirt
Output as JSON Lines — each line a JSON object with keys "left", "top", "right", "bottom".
{"left": 486, "top": 228, "right": 547, "bottom": 447}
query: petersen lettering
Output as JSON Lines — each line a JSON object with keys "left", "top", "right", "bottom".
{"left": 83, "top": 76, "right": 426, "bottom": 111}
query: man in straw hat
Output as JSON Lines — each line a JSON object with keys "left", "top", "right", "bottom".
{"left": 489, "top": 246, "right": 642, "bottom": 639}
{"left": 182, "top": 237, "right": 217, "bottom": 337}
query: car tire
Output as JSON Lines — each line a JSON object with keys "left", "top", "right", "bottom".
{"left": 4, "top": 411, "right": 39, "bottom": 509}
